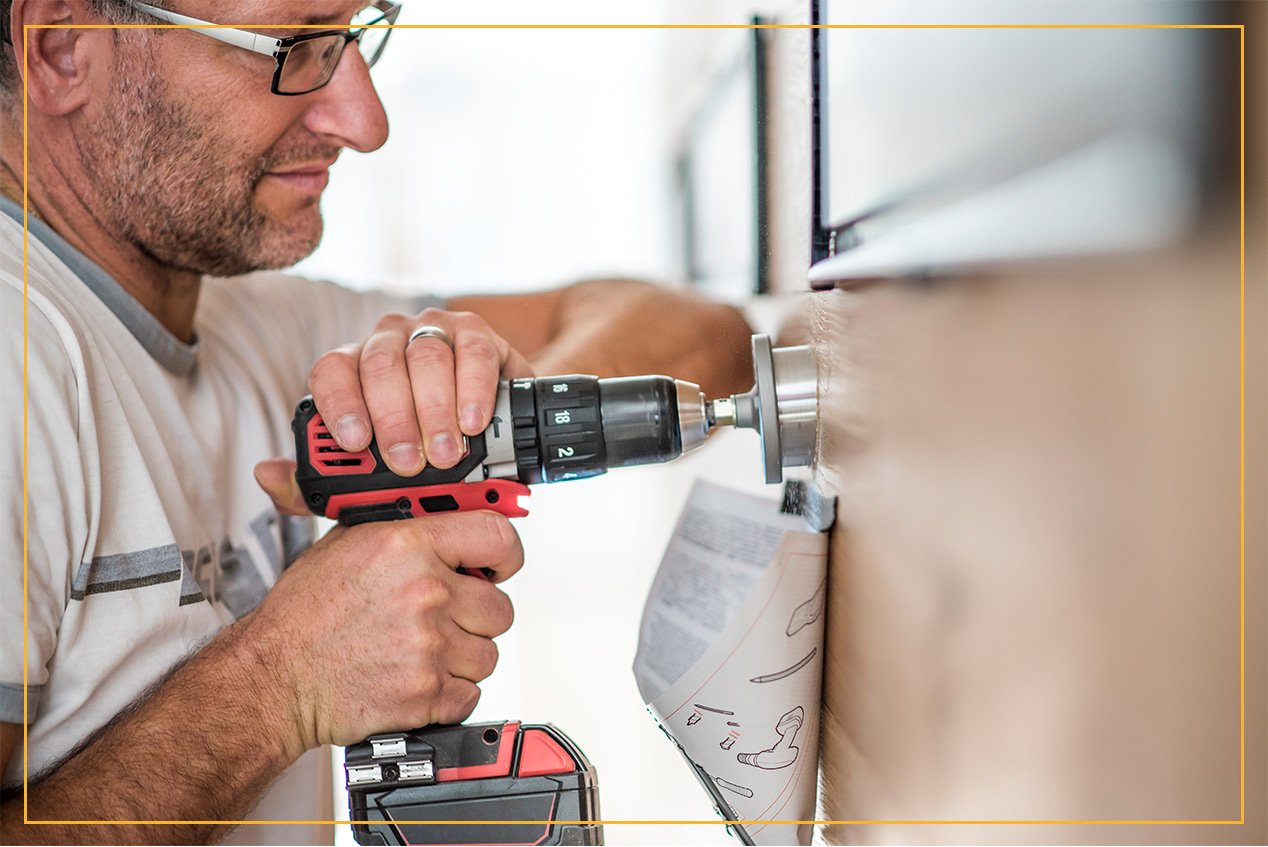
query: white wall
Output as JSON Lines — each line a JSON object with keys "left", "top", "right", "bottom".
{"left": 295, "top": 1, "right": 681, "bottom": 296}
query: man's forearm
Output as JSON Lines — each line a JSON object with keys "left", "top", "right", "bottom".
{"left": 528, "top": 280, "right": 754, "bottom": 398}
{"left": 2, "top": 614, "right": 300, "bottom": 845}
{"left": 450, "top": 279, "right": 755, "bottom": 398}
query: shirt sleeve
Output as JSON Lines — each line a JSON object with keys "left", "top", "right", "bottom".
{"left": 297, "top": 279, "right": 445, "bottom": 368}
{"left": 0, "top": 284, "right": 89, "bottom": 725}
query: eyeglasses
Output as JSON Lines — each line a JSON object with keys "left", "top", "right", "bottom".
{"left": 121, "top": 0, "right": 402, "bottom": 95}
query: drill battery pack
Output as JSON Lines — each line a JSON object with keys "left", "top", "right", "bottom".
{"left": 345, "top": 721, "right": 602, "bottom": 846}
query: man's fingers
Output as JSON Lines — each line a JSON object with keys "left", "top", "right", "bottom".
{"left": 310, "top": 309, "right": 529, "bottom": 478}
{"left": 361, "top": 329, "right": 425, "bottom": 476}
{"left": 308, "top": 344, "right": 372, "bottom": 452}
{"left": 443, "top": 628, "right": 501, "bottom": 683}
{"left": 253, "top": 458, "right": 309, "bottom": 516}
{"left": 405, "top": 332, "right": 463, "bottom": 469}
{"left": 502, "top": 346, "right": 536, "bottom": 381}
{"left": 414, "top": 511, "right": 525, "bottom": 583}
{"left": 432, "top": 678, "right": 482, "bottom": 726}
{"left": 450, "top": 316, "right": 503, "bottom": 437}
{"left": 448, "top": 576, "right": 515, "bottom": 639}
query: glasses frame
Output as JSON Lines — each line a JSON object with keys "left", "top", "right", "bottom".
{"left": 121, "top": 0, "right": 402, "bottom": 95}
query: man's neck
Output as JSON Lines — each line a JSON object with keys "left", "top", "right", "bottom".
{"left": 0, "top": 134, "right": 202, "bottom": 344}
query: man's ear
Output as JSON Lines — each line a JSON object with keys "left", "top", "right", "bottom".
{"left": 11, "top": 0, "right": 109, "bottom": 116}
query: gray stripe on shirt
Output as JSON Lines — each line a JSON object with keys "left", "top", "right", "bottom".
{"left": 70, "top": 544, "right": 183, "bottom": 600}
{"left": 178, "top": 560, "right": 206, "bottom": 606}
{"left": 0, "top": 682, "right": 41, "bottom": 724}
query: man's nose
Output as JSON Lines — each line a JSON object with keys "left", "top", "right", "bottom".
{"left": 302, "top": 44, "right": 390, "bottom": 152}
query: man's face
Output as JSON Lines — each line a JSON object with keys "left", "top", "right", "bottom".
{"left": 79, "top": 1, "right": 388, "bottom": 277}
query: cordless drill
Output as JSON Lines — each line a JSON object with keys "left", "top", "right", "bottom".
{"left": 292, "top": 372, "right": 715, "bottom": 524}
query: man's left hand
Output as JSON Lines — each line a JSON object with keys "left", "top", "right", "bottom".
{"left": 306, "top": 308, "right": 535, "bottom": 475}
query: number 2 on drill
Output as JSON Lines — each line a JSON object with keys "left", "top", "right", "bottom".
{"left": 557, "top": 446, "right": 575, "bottom": 458}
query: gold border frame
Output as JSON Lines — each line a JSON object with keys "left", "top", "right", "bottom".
{"left": 19, "top": 19, "right": 1247, "bottom": 830}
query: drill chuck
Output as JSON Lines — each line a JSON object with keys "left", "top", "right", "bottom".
{"left": 508, "top": 374, "right": 705, "bottom": 484}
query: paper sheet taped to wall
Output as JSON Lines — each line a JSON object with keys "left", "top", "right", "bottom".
{"left": 633, "top": 480, "right": 829, "bottom": 846}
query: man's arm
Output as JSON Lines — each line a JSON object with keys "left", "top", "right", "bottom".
{"left": 448, "top": 279, "right": 755, "bottom": 399}
{"left": 1, "top": 514, "right": 521, "bottom": 845}
{"left": 0, "top": 620, "right": 297, "bottom": 844}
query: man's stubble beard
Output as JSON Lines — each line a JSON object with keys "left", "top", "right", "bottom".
{"left": 79, "top": 49, "right": 332, "bottom": 277}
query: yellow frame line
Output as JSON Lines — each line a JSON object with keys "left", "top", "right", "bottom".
{"left": 19, "top": 22, "right": 1247, "bottom": 30}
{"left": 9, "top": 819, "right": 1252, "bottom": 827}
{"left": 1238, "top": 19, "right": 1247, "bottom": 829}
{"left": 19, "top": 20, "right": 1247, "bottom": 829}
{"left": 21, "top": 11, "right": 30, "bottom": 832}
{"left": 25, "top": 22, "right": 1246, "bottom": 30}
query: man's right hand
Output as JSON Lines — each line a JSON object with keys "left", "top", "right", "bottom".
{"left": 243, "top": 511, "right": 521, "bottom": 753}
{"left": 0, "top": 512, "right": 519, "bottom": 845}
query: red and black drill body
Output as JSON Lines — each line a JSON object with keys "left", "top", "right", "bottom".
{"left": 292, "top": 373, "right": 706, "bottom": 526}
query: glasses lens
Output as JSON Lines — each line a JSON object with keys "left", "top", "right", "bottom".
{"left": 278, "top": 35, "right": 347, "bottom": 94}
{"left": 357, "top": 25, "right": 392, "bottom": 69}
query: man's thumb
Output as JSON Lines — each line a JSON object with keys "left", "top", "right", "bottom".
{"left": 253, "top": 458, "right": 310, "bottom": 516}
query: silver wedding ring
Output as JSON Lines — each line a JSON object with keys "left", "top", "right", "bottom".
{"left": 407, "top": 325, "right": 453, "bottom": 349}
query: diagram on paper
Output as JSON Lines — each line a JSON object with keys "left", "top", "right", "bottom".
{"left": 633, "top": 480, "right": 829, "bottom": 847}
{"left": 750, "top": 649, "right": 817, "bottom": 684}
{"left": 737, "top": 706, "right": 804, "bottom": 770}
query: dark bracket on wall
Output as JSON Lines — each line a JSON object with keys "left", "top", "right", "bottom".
{"left": 809, "top": 0, "right": 833, "bottom": 273}
{"left": 780, "top": 479, "right": 837, "bottom": 533}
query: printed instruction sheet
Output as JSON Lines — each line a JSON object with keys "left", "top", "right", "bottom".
{"left": 634, "top": 480, "right": 829, "bottom": 846}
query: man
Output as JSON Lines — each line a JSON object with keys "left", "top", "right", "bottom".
{"left": 0, "top": 0, "right": 753, "bottom": 842}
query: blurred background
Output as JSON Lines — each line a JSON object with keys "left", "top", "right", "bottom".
{"left": 293, "top": 0, "right": 1264, "bottom": 844}
{"left": 294, "top": 1, "right": 773, "bottom": 300}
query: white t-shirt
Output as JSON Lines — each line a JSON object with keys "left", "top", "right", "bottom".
{"left": 0, "top": 196, "right": 438, "bottom": 843}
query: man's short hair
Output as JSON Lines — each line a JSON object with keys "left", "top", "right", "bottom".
{"left": 0, "top": 0, "right": 147, "bottom": 96}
